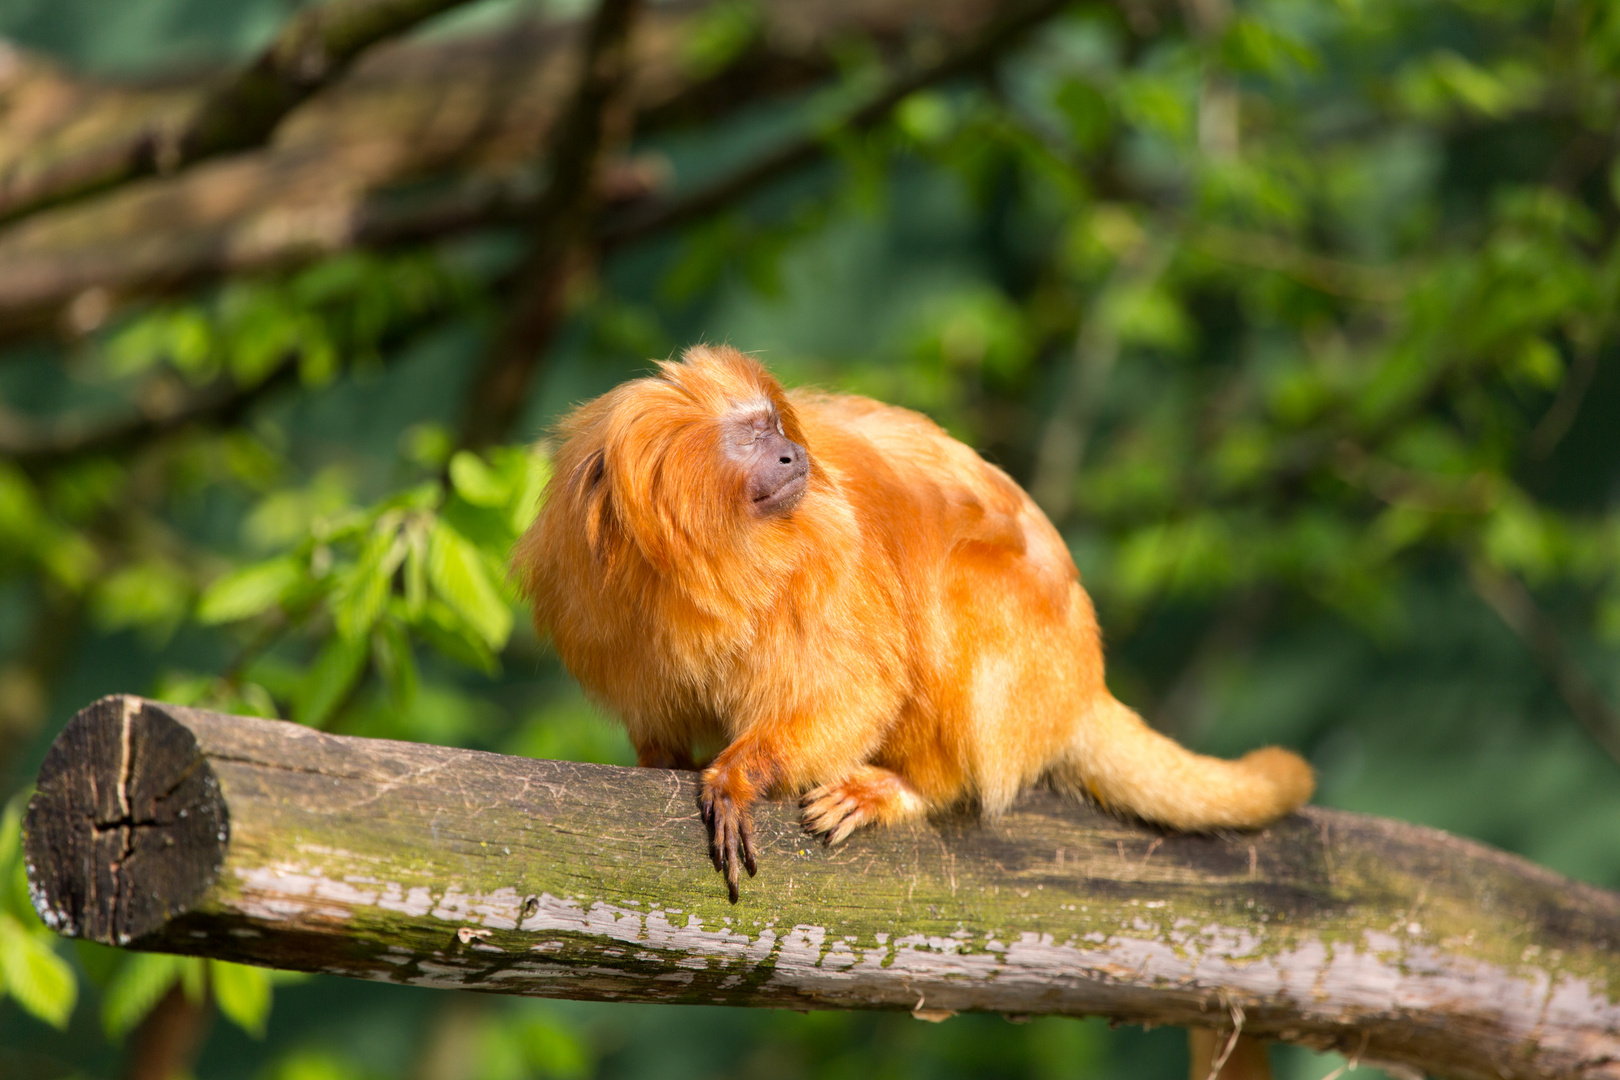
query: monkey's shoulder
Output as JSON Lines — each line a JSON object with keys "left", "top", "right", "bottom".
{"left": 793, "top": 391, "right": 1074, "bottom": 586}
{"left": 794, "top": 392, "right": 1000, "bottom": 490}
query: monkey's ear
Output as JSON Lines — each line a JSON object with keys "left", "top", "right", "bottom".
{"left": 574, "top": 448, "right": 606, "bottom": 495}
{"left": 574, "top": 449, "right": 619, "bottom": 561}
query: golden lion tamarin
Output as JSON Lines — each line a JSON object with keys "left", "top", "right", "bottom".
{"left": 514, "top": 344, "right": 1313, "bottom": 900}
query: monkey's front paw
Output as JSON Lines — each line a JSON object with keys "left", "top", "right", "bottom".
{"left": 699, "top": 779, "right": 758, "bottom": 903}
{"left": 800, "top": 766, "right": 926, "bottom": 845}
{"left": 800, "top": 784, "right": 871, "bottom": 845}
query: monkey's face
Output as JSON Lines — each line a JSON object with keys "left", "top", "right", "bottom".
{"left": 539, "top": 346, "right": 815, "bottom": 576}
{"left": 723, "top": 406, "right": 808, "bottom": 518}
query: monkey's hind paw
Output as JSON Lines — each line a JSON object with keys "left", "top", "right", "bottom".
{"left": 699, "top": 784, "right": 758, "bottom": 903}
{"left": 800, "top": 766, "right": 925, "bottom": 846}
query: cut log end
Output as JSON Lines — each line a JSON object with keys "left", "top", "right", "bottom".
{"left": 23, "top": 694, "right": 228, "bottom": 945}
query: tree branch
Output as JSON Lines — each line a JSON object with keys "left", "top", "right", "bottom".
{"left": 0, "top": 0, "right": 485, "bottom": 226}
{"left": 123, "top": 984, "right": 211, "bottom": 1080}
{"left": 25, "top": 696, "right": 1620, "bottom": 1080}
{"left": 0, "top": 0, "right": 1080, "bottom": 342}
{"left": 1189, "top": 224, "right": 1406, "bottom": 304}
{"left": 460, "top": 0, "right": 644, "bottom": 448}
{"left": 598, "top": 0, "right": 1073, "bottom": 248}
{"left": 0, "top": 362, "right": 298, "bottom": 466}
{"left": 1468, "top": 559, "right": 1620, "bottom": 768}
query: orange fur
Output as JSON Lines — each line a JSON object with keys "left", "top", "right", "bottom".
{"left": 514, "top": 345, "right": 1314, "bottom": 899}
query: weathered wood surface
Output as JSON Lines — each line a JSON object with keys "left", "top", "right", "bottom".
{"left": 23, "top": 695, "right": 1620, "bottom": 1080}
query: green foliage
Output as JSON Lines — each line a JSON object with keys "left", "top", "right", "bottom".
{"left": 197, "top": 557, "right": 305, "bottom": 626}
{"left": 261, "top": 1050, "right": 376, "bottom": 1080}
{"left": 97, "top": 949, "right": 292, "bottom": 1041}
{"left": 100, "top": 953, "right": 193, "bottom": 1040}
{"left": 153, "top": 440, "right": 545, "bottom": 728}
{"left": 682, "top": 0, "right": 761, "bottom": 78}
{"left": 0, "top": 913, "right": 77, "bottom": 1030}
{"left": 104, "top": 254, "right": 467, "bottom": 388}
{"left": 5, "top": 0, "right": 1620, "bottom": 1078}
{"left": 504, "top": 689, "right": 635, "bottom": 767}
{"left": 211, "top": 960, "right": 277, "bottom": 1039}
{"left": 0, "top": 795, "right": 76, "bottom": 1030}
{"left": 475, "top": 1006, "right": 592, "bottom": 1080}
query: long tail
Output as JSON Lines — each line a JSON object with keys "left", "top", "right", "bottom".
{"left": 1051, "top": 696, "right": 1314, "bottom": 830}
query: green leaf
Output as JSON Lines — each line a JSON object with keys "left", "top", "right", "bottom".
{"left": 506, "top": 450, "right": 551, "bottom": 534}
{"left": 232, "top": 682, "right": 281, "bottom": 719}
{"left": 449, "top": 451, "right": 512, "bottom": 508}
{"left": 180, "top": 955, "right": 207, "bottom": 1002}
{"left": 106, "top": 307, "right": 216, "bottom": 381}
{"left": 1482, "top": 492, "right": 1560, "bottom": 579}
{"left": 244, "top": 471, "right": 355, "bottom": 551}
{"left": 682, "top": 0, "right": 760, "bottom": 78}
{"left": 1, "top": 793, "right": 32, "bottom": 924}
{"left": 401, "top": 423, "right": 454, "bottom": 469}
{"left": 4, "top": 854, "right": 30, "bottom": 925}
{"left": 210, "top": 960, "right": 272, "bottom": 1038}
{"left": 197, "top": 557, "right": 303, "bottom": 624}
{"left": 37, "top": 525, "right": 100, "bottom": 591}
{"left": 1053, "top": 78, "right": 1111, "bottom": 153}
{"left": 1105, "top": 281, "right": 1192, "bottom": 353}
{"left": 293, "top": 632, "right": 369, "bottom": 728}
{"left": 73, "top": 940, "right": 124, "bottom": 988}
{"left": 0, "top": 462, "right": 42, "bottom": 543}
{"left": 0, "top": 791, "right": 24, "bottom": 880}
{"left": 895, "top": 91, "right": 955, "bottom": 144}
{"left": 372, "top": 618, "right": 419, "bottom": 708}
{"left": 265, "top": 1050, "right": 368, "bottom": 1080}
{"left": 1116, "top": 73, "right": 1191, "bottom": 140}
{"left": 331, "top": 528, "right": 405, "bottom": 641}
{"left": 222, "top": 285, "right": 324, "bottom": 387}
{"left": 1512, "top": 337, "right": 1563, "bottom": 389}
{"left": 427, "top": 521, "right": 512, "bottom": 651}
{"left": 102, "top": 952, "right": 185, "bottom": 1038}
{"left": 92, "top": 560, "right": 192, "bottom": 635}
{"left": 297, "top": 330, "right": 339, "bottom": 386}
{"left": 402, "top": 524, "right": 428, "bottom": 618}
{"left": 0, "top": 914, "right": 77, "bottom": 1030}
{"left": 517, "top": 1012, "right": 591, "bottom": 1078}
{"left": 1222, "top": 17, "right": 1320, "bottom": 77}
{"left": 1396, "top": 52, "right": 1540, "bottom": 120}
{"left": 414, "top": 599, "right": 499, "bottom": 675}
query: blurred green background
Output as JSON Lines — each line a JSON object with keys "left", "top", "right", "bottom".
{"left": 2, "top": 0, "right": 1619, "bottom": 1076}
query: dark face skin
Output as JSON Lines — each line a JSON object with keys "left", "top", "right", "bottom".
{"left": 723, "top": 408, "right": 809, "bottom": 517}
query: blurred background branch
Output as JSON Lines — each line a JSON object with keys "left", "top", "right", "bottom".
{"left": 0, "top": 0, "right": 489, "bottom": 225}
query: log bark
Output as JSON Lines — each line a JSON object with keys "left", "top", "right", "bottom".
{"left": 0, "top": 0, "right": 1063, "bottom": 339}
{"left": 23, "top": 695, "right": 1620, "bottom": 1080}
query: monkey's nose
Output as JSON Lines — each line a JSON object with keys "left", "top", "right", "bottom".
{"left": 751, "top": 434, "right": 809, "bottom": 515}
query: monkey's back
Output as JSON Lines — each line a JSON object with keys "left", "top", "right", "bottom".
{"left": 790, "top": 391, "right": 1112, "bottom": 812}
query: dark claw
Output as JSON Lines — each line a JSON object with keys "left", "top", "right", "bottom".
{"left": 724, "top": 821, "right": 741, "bottom": 901}
{"left": 698, "top": 784, "right": 756, "bottom": 903}
{"left": 740, "top": 815, "right": 758, "bottom": 878}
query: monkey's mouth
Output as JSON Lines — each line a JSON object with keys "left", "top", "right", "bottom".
{"left": 752, "top": 470, "right": 807, "bottom": 516}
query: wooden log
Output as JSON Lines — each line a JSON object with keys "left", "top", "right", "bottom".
{"left": 22, "top": 695, "right": 1620, "bottom": 1080}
